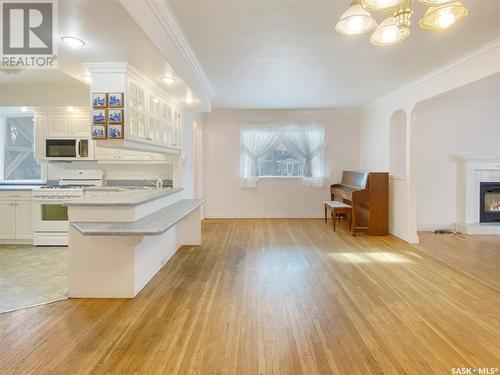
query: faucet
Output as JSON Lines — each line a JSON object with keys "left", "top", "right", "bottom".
{"left": 144, "top": 178, "right": 163, "bottom": 189}
{"left": 156, "top": 178, "right": 163, "bottom": 190}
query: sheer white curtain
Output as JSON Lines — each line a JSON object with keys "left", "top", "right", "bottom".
{"left": 239, "top": 124, "right": 326, "bottom": 188}
{"left": 280, "top": 125, "right": 326, "bottom": 187}
{"left": 239, "top": 126, "right": 280, "bottom": 188}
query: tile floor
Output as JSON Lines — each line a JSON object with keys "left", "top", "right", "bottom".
{"left": 0, "top": 245, "right": 68, "bottom": 313}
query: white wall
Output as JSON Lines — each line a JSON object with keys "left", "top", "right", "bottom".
{"left": 359, "top": 38, "right": 500, "bottom": 243}
{"left": 201, "top": 109, "right": 361, "bottom": 218}
{"left": 415, "top": 100, "right": 500, "bottom": 229}
{"left": 0, "top": 83, "right": 89, "bottom": 107}
{"left": 177, "top": 110, "right": 201, "bottom": 198}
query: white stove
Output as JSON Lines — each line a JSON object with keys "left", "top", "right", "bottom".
{"left": 32, "top": 170, "right": 103, "bottom": 246}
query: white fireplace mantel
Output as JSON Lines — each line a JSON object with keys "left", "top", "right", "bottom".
{"left": 456, "top": 155, "right": 500, "bottom": 234}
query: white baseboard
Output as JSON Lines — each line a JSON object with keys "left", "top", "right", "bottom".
{"left": 417, "top": 223, "right": 458, "bottom": 232}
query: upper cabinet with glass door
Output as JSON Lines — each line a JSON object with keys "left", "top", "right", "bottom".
{"left": 85, "top": 64, "right": 182, "bottom": 155}
{"left": 125, "top": 77, "right": 181, "bottom": 152}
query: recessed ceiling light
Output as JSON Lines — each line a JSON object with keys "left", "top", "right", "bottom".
{"left": 20, "top": 106, "right": 28, "bottom": 112}
{"left": 67, "top": 106, "right": 75, "bottom": 112}
{"left": 61, "top": 36, "right": 86, "bottom": 49}
{"left": 184, "top": 97, "right": 196, "bottom": 104}
{"left": 161, "top": 75, "right": 176, "bottom": 85}
{"left": 81, "top": 74, "right": 91, "bottom": 84}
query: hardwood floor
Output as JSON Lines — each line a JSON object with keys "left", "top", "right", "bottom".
{"left": 0, "top": 219, "right": 499, "bottom": 374}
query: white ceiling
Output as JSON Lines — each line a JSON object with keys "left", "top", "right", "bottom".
{"left": 169, "top": 0, "right": 500, "bottom": 109}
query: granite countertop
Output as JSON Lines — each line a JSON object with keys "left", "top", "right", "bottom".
{"left": 71, "top": 199, "right": 205, "bottom": 236}
{"left": 0, "top": 185, "right": 46, "bottom": 191}
{"left": 65, "top": 187, "right": 184, "bottom": 207}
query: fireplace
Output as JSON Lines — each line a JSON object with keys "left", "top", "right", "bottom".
{"left": 480, "top": 182, "right": 500, "bottom": 223}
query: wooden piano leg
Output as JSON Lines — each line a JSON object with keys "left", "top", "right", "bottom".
{"left": 332, "top": 211, "right": 336, "bottom": 231}
{"left": 348, "top": 210, "right": 352, "bottom": 232}
{"left": 324, "top": 205, "right": 327, "bottom": 223}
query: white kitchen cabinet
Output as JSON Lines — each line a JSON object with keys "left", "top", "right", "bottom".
{"left": 43, "top": 113, "right": 91, "bottom": 138}
{"left": 124, "top": 77, "right": 182, "bottom": 151}
{"left": 118, "top": 149, "right": 142, "bottom": 160}
{"left": 15, "top": 201, "right": 33, "bottom": 240}
{"left": 87, "top": 64, "right": 182, "bottom": 154}
{"left": 95, "top": 147, "right": 119, "bottom": 160}
{"left": 71, "top": 117, "right": 90, "bottom": 136}
{"left": 0, "top": 192, "right": 33, "bottom": 241}
{"left": 0, "top": 202, "right": 16, "bottom": 239}
{"left": 128, "top": 80, "right": 147, "bottom": 142}
{"left": 47, "top": 116, "right": 70, "bottom": 136}
{"left": 95, "top": 146, "right": 143, "bottom": 161}
{"left": 34, "top": 116, "right": 46, "bottom": 160}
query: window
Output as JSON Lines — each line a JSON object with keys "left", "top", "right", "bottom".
{"left": 258, "top": 142, "right": 304, "bottom": 177}
{"left": 0, "top": 116, "right": 43, "bottom": 183}
{"left": 240, "top": 125, "right": 326, "bottom": 188}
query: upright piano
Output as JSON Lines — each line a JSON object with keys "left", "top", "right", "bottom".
{"left": 330, "top": 171, "right": 389, "bottom": 235}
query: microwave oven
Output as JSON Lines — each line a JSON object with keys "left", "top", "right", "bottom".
{"left": 45, "top": 138, "right": 94, "bottom": 160}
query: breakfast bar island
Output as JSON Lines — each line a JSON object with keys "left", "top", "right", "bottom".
{"left": 66, "top": 188, "right": 205, "bottom": 298}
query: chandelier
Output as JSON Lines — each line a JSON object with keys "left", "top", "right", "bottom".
{"left": 335, "top": 0, "right": 469, "bottom": 46}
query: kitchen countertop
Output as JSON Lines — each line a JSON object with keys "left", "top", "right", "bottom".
{"left": 0, "top": 184, "right": 46, "bottom": 191}
{"left": 65, "top": 187, "right": 184, "bottom": 207}
{"left": 71, "top": 199, "right": 205, "bottom": 236}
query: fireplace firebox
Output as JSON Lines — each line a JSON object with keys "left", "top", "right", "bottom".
{"left": 480, "top": 182, "right": 500, "bottom": 223}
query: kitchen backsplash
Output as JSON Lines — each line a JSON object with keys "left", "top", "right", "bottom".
{"left": 47, "top": 161, "right": 174, "bottom": 183}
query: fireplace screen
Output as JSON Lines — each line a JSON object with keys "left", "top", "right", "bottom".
{"left": 485, "top": 191, "right": 500, "bottom": 212}
{"left": 480, "top": 182, "right": 500, "bottom": 223}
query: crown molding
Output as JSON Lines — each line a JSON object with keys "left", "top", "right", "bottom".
{"left": 144, "top": 0, "right": 216, "bottom": 99}
{"left": 363, "top": 37, "right": 500, "bottom": 112}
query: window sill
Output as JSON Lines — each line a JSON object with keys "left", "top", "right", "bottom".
{"left": 258, "top": 176, "right": 303, "bottom": 179}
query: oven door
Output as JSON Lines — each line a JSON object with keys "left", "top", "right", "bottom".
{"left": 32, "top": 197, "right": 77, "bottom": 232}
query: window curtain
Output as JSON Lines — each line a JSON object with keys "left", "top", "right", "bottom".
{"left": 239, "top": 127, "right": 280, "bottom": 188}
{"left": 239, "top": 125, "right": 326, "bottom": 188}
{"left": 280, "top": 125, "right": 326, "bottom": 187}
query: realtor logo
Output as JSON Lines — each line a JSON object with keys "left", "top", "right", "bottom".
{"left": 1, "top": 0, "right": 58, "bottom": 68}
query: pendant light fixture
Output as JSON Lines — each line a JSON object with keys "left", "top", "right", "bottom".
{"left": 419, "top": 1, "right": 469, "bottom": 30}
{"left": 418, "top": 0, "right": 455, "bottom": 5}
{"left": 335, "top": 1, "right": 377, "bottom": 35}
{"left": 361, "top": 0, "right": 405, "bottom": 11}
{"left": 370, "top": 16, "right": 410, "bottom": 46}
{"left": 335, "top": 0, "right": 470, "bottom": 46}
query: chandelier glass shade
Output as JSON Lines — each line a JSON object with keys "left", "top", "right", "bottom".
{"left": 370, "top": 16, "right": 410, "bottom": 46}
{"left": 419, "top": 1, "right": 469, "bottom": 30}
{"left": 336, "top": 0, "right": 469, "bottom": 46}
{"left": 418, "top": 0, "right": 455, "bottom": 5}
{"left": 335, "top": 2, "right": 378, "bottom": 35}
{"left": 361, "top": 0, "right": 405, "bottom": 11}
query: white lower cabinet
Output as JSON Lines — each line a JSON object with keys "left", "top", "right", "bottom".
{"left": 0, "top": 192, "right": 33, "bottom": 241}
{"left": 0, "top": 202, "right": 16, "bottom": 239}
{"left": 15, "top": 201, "right": 33, "bottom": 240}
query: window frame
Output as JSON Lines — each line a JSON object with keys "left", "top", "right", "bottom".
{"left": 0, "top": 114, "right": 47, "bottom": 185}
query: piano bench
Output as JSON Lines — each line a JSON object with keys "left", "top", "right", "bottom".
{"left": 323, "top": 201, "right": 352, "bottom": 232}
